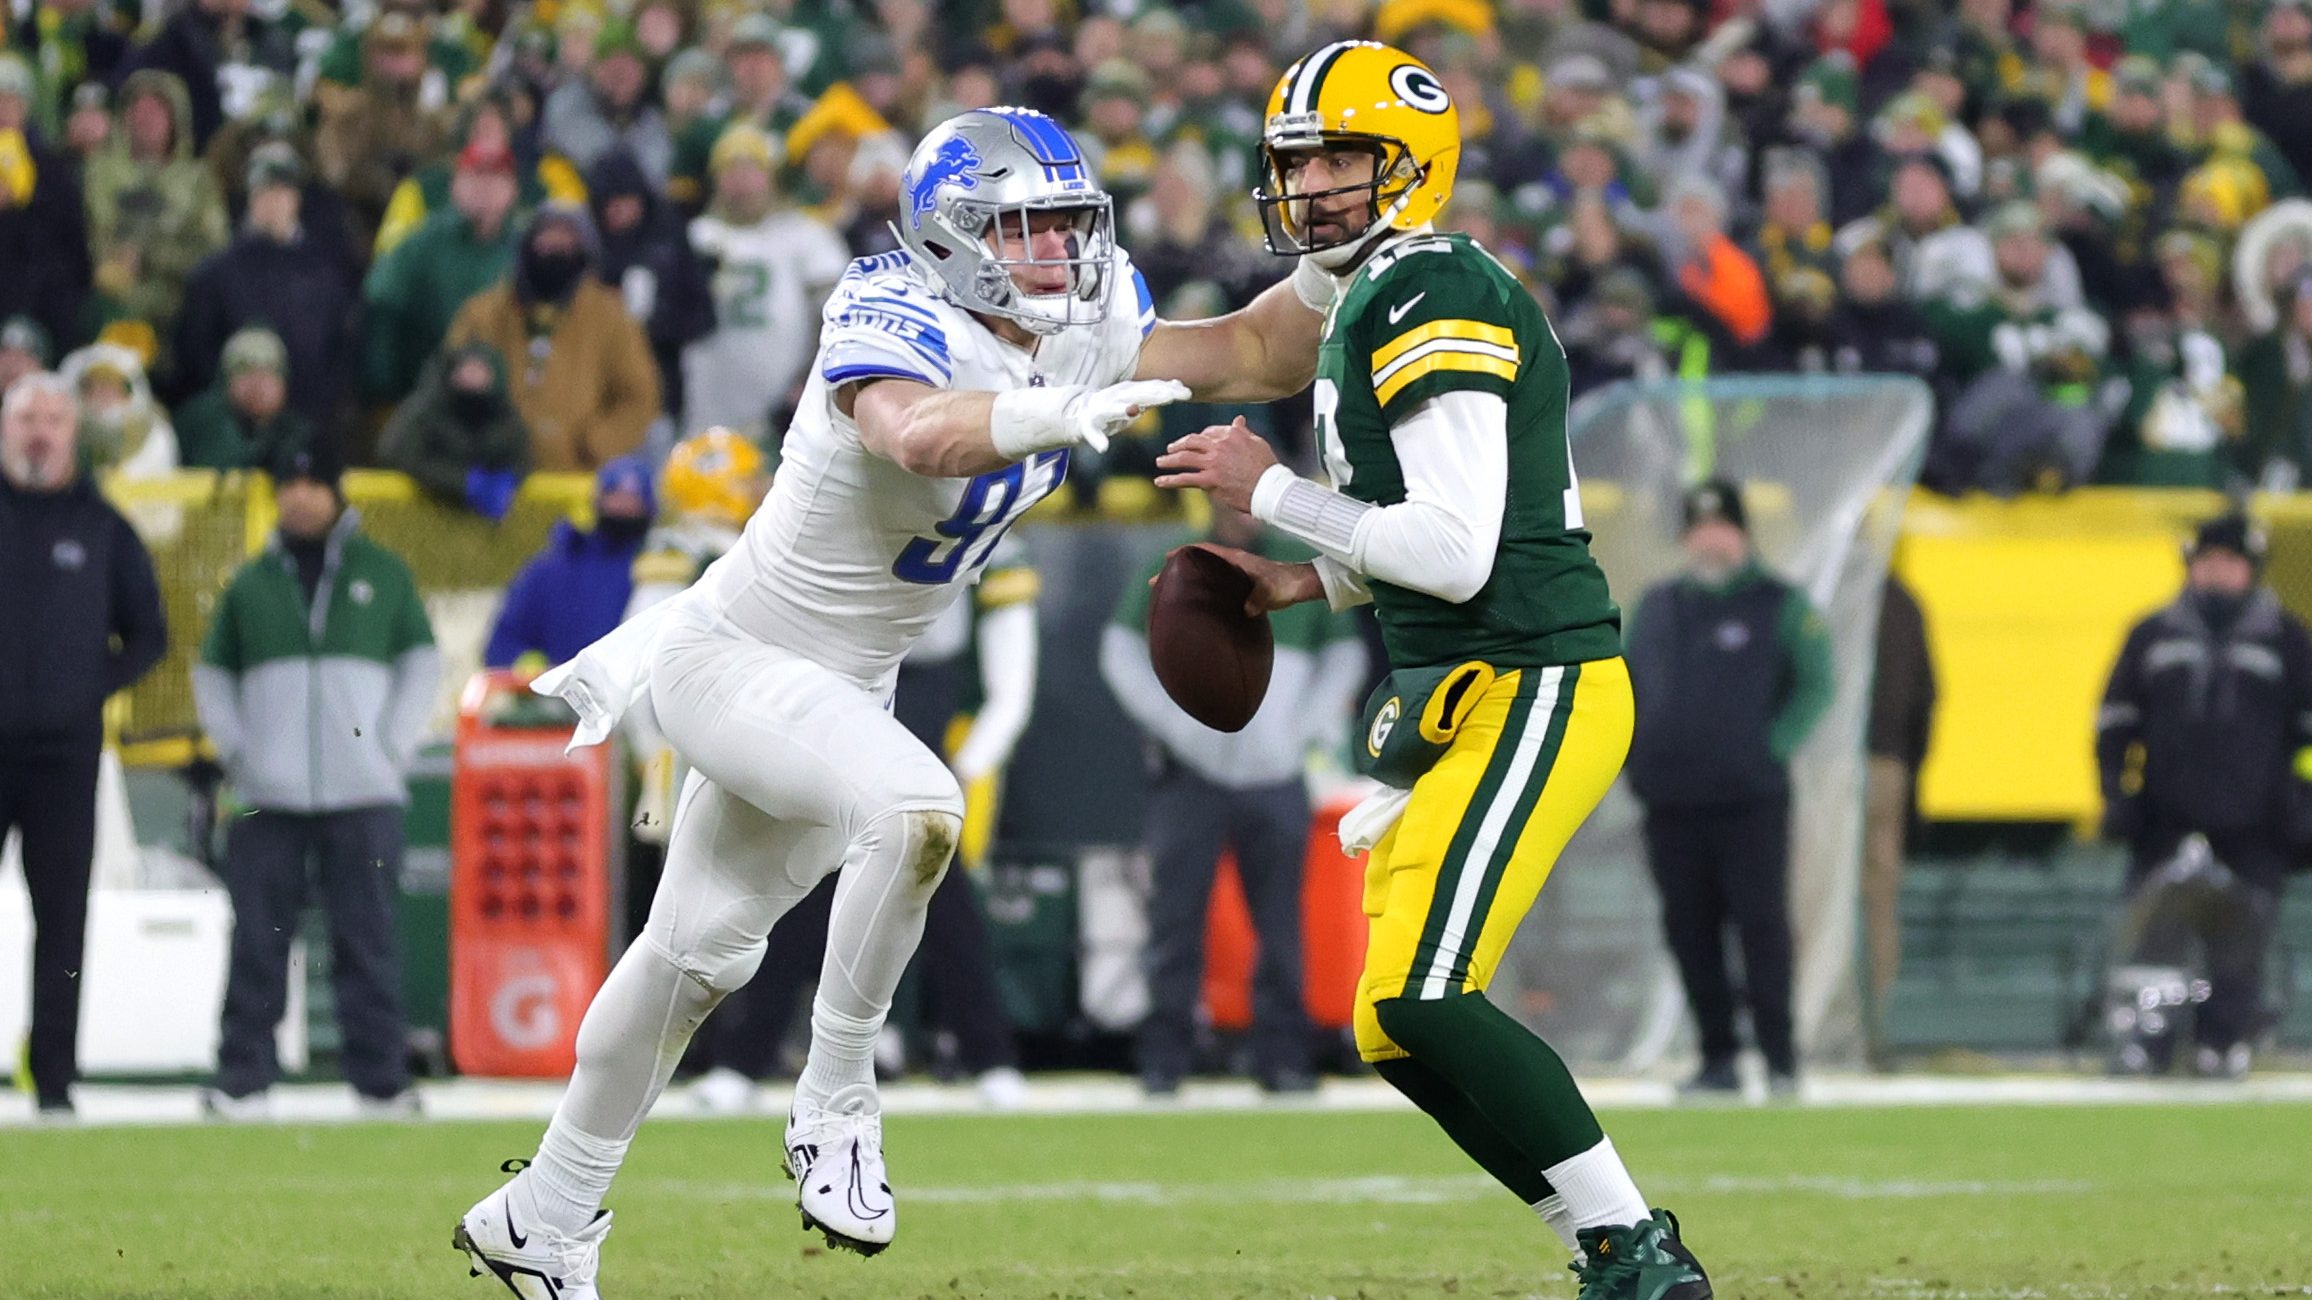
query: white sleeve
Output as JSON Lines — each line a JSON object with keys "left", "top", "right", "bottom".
{"left": 950, "top": 601, "right": 1038, "bottom": 782}
{"left": 1252, "top": 390, "right": 1507, "bottom": 605}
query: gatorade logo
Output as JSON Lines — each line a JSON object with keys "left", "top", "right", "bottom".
{"left": 1368, "top": 697, "right": 1402, "bottom": 757}
{"left": 491, "top": 972, "right": 562, "bottom": 1050}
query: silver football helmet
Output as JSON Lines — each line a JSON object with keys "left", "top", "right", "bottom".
{"left": 894, "top": 107, "right": 1115, "bottom": 336}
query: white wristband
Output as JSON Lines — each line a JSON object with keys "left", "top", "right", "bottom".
{"left": 989, "top": 385, "right": 1086, "bottom": 460}
{"left": 1291, "top": 257, "right": 1340, "bottom": 314}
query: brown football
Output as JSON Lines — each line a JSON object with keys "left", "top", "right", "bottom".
{"left": 1147, "top": 543, "right": 1274, "bottom": 733}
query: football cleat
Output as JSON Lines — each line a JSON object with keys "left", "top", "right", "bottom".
{"left": 784, "top": 1083, "right": 895, "bottom": 1256}
{"left": 454, "top": 1159, "right": 611, "bottom": 1299}
{"left": 1571, "top": 1208, "right": 1712, "bottom": 1300}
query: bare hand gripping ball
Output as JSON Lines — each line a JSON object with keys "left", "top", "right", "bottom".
{"left": 1146, "top": 543, "right": 1274, "bottom": 732}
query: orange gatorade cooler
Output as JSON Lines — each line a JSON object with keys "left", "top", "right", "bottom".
{"left": 448, "top": 671, "right": 615, "bottom": 1077}
{"left": 1201, "top": 792, "right": 1369, "bottom": 1031}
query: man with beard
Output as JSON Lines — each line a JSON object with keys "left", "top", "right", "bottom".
{"left": 2240, "top": 0, "right": 2312, "bottom": 192}
{"left": 0, "top": 372, "right": 166, "bottom": 1117}
{"left": 445, "top": 202, "right": 660, "bottom": 471}
{"left": 312, "top": 12, "right": 446, "bottom": 251}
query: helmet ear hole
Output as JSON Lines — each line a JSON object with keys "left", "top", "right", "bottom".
{"left": 923, "top": 239, "right": 953, "bottom": 259}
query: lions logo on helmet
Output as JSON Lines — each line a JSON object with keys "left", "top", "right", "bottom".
{"left": 1254, "top": 41, "right": 1462, "bottom": 268}
{"left": 892, "top": 108, "right": 1116, "bottom": 336}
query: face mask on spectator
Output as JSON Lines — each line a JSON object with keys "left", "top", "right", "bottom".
{"left": 521, "top": 245, "right": 589, "bottom": 302}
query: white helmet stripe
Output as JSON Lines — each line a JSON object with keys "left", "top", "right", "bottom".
{"left": 1289, "top": 40, "right": 1360, "bottom": 117}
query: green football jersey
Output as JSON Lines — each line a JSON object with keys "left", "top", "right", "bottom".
{"left": 1315, "top": 232, "right": 1620, "bottom": 671}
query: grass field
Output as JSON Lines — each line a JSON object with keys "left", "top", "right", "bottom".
{"left": 2, "top": 1101, "right": 2308, "bottom": 1299}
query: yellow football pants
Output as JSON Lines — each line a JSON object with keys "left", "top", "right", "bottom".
{"left": 1353, "top": 657, "right": 1634, "bottom": 1062}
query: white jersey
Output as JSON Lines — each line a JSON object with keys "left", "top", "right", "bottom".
{"left": 691, "top": 246, "right": 1156, "bottom": 693}
{"left": 681, "top": 209, "right": 852, "bottom": 435}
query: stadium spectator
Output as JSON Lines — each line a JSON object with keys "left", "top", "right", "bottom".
{"left": 194, "top": 439, "right": 437, "bottom": 1118}
{"left": 482, "top": 455, "right": 653, "bottom": 670}
{"left": 312, "top": 12, "right": 449, "bottom": 252}
{"left": 375, "top": 339, "right": 529, "bottom": 516}
{"left": 1927, "top": 201, "right": 2115, "bottom": 494}
{"left": 1664, "top": 176, "right": 1773, "bottom": 354}
{"left": 542, "top": 19, "right": 672, "bottom": 187}
{"left": 1785, "top": 53, "right": 1882, "bottom": 228}
{"left": 446, "top": 202, "right": 659, "bottom": 471}
{"left": 59, "top": 340, "right": 175, "bottom": 477}
{"left": 1862, "top": 574, "right": 1935, "bottom": 1071}
{"left": 0, "top": 317, "right": 53, "bottom": 396}
{"left": 201, "top": 87, "right": 363, "bottom": 285}
{"left": 2096, "top": 515, "right": 2312, "bottom": 1079}
{"left": 2237, "top": 276, "right": 2312, "bottom": 492}
{"left": 1102, "top": 506, "right": 1367, "bottom": 1095}
{"left": 1079, "top": 59, "right": 1157, "bottom": 210}
{"left": 588, "top": 147, "right": 713, "bottom": 420}
{"left": 1562, "top": 267, "right": 1670, "bottom": 398}
{"left": 669, "top": 14, "right": 810, "bottom": 212}
{"left": 0, "top": 371, "right": 166, "bottom": 1117}
{"left": 80, "top": 70, "right": 227, "bottom": 376}
{"left": 310, "top": 0, "right": 469, "bottom": 116}
{"left": 5, "top": 4, "right": 129, "bottom": 136}
{"left": 174, "top": 144, "right": 359, "bottom": 427}
{"left": 116, "top": 0, "right": 294, "bottom": 151}
{"left": 1821, "top": 234, "right": 1939, "bottom": 380}
{"left": 1627, "top": 481, "right": 1832, "bottom": 1099}
{"left": 173, "top": 327, "right": 311, "bottom": 471}
{"left": 1129, "top": 139, "right": 1267, "bottom": 312}
{"left": 361, "top": 138, "right": 523, "bottom": 407}
{"left": 0, "top": 54, "right": 92, "bottom": 355}
{"left": 2243, "top": 0, "right": 2312, "bottom": 189}
{"left": 374, "top": 90, "right": 576, "bottom": 259}
{"left": 681, "top": 126, "right": 847, "bottom": 439}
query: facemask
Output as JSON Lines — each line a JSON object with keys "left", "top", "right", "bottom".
{"left": 521, "top": 247, "right": 588, "bottom": 302}
{"left": 596, "top": 513, "right": 651, "bottom": 544}
{"left": 2192, "top": 588, "right": 2248, "bottom": 630}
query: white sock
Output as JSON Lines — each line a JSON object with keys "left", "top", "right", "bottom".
{"left": 516, "top": 1125, "right": 627, "bottom": 1235}
{"left": 794, "top": 1003, "right": 880, "bottom": 1110}
{"left": 1540, "top": 1136, "right": 1650, "bottom": 1232}
{"left": 1531, "top": 1193, "right": 1580, "bottom": 1255}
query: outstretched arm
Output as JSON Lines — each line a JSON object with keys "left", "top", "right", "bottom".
{"left": 844, "top": 375, "right": 1189, "bottom": 479}
{"left": 1135, "top": 263, "right": 1334, "bottom": 402}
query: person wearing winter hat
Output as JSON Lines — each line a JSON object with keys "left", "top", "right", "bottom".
{"left": 1625, "top": 479, "right": 1834, "bottom": 1100}
{"left": 443, "top": 202, "right": 661, "bottom": 470}
{"left": 173, "top": 326, "right": 314, "bottom": 470}
{"left": 195, "top": 430, "right": 437, "bottom": 1120}
{"left": 483, "top": 453, "right": 656, "bottom": 670}
{"left": 2096, "top": 513, "right": 2312, "bottom": 1079}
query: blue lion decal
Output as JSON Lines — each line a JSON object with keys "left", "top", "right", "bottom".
{"left": 907, "top": 136, "right": 982, "bottom": 230}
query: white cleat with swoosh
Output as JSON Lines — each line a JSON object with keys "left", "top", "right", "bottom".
{"left": 784, "top": 1083, "right": 896, "bottom": 1256}
{"left": 453, "top": 1160, "right": 611, "bottom": 1299}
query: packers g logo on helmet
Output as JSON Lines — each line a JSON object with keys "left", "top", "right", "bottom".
{"left": 662, "top": 427, "right": 769, "bottom": 529}
{"left": 1255, "top": 41, "right": 1461, "bottom": 264}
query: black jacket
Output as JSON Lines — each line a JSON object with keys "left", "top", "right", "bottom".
{"left": 1626, "top": 563, "right": 1835, "bottom": 810}
{"left": 1867, "top": 575, "right": 1935, "bottom": 767}
{"left": 2098, "top": 587, "right": 2312, "bottom": 842}
{"left": 0, "top": 474, "right": 167, "bottom": 752}
{"left": 1823, "top": 299, "right": 1939, "bottom": 380}
{"left": 0, "top": 128, "right": 92, "bottom": 351}
{"left": 174, "top": 227, "right": 361, "bottom": 426}
{"left": 587, "top": 150, "right": 712, "bottom": 415}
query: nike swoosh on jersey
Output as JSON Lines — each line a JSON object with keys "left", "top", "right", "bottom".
{"left": 1387, "top": 292, "right": 1427, "bottom": 324}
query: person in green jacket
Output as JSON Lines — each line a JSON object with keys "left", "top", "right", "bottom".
{"left": 191, "top": 436, "right": 439, "bottom": 1117}
{"left": 172, "top": 327, "right": 313, "bottom": 471}
{"left": 376, "top": 340, "right": 530, "bottom": 515}
{"left": 359, "top": 138, "right": 524, "bottom": 405}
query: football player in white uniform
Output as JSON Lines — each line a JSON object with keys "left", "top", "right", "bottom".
{"left": 454, "top": 105, "right": 1340, "bottom": 1298}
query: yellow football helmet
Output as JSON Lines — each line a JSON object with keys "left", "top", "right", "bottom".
{"left": 1256, "top": 40, "right": 1461, "bottom": 265}
{"left": 661, "top": 427, "right": 769, "bottom": 529}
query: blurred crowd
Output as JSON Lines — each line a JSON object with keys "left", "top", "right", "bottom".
{"left": 12, "top": 0, "right": 2312, "bottom": 503}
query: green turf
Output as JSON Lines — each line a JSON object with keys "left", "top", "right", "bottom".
{"left": 2, "top": 1101, "right": 2308, "bottom": 1298}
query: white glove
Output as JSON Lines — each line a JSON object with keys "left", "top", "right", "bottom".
{"left": 991, "top": 379, "right": 1192, "bottom": 458}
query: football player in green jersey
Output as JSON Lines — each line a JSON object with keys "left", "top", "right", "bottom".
{"left": 1156, "top": 40, "right": 1711, "bottom": 1300}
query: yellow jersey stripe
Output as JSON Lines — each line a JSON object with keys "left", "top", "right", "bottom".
{"left": 1371, "top": 318, "right": 1518, "bottom": 371}
{"left": 1374, "top": 352, "right": 1520, "bottom": 405}
{"left": 1372, "top": 337, "right": 1521, "bottom": 388}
